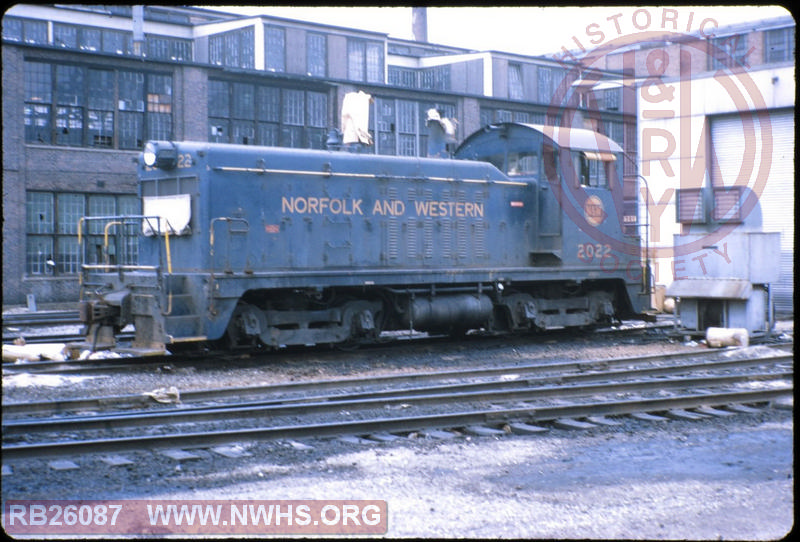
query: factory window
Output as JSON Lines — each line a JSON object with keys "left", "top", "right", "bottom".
{"left": 373, "top": 98, "right": 455, "bottom": 157}
{"left": 23, "top": 61, "right": 171, "bottom": 149}
{"left": 209, "top": 26, "right": 255, "bottom": 69}
{"left": 87, "top": 69, "right": 115, "bottom": 148}
{"left": 396, "top": 100, "right": 418, "bottom": 157}
{"left": 24, "top": 61, "right": 52, "bottom": 143}
{"left": 508, "top": 63, "right": 524, "bottom": 100}
{"left": 420, "top": 65, "right": 451, "bottom": 91}
{"left": 55, "top": 65, "right": 85, "bottom": 146}
{"left": 79, "top": 27, "right": 102, "bottom": 52}
{"left": 307, "top": 32, "right": 327, "bottom": 77}
{"left": 2, "top": 16, "right": 23, "bottom": 41}
{"left": 419, "top": 102, "right": 456, "bottom": 158}
{"left": 146, "top": 35, "right": 193, "bottom": 61}
{"left": 602, "top": 120, "right": 624, "bottom": 147}
{"left": 102, "top": 29, "right": 130, "bottom": 55}
{"left": 479, "top": 108, "right": 544, "bottom": 127}
{"left": 604, "top": 88, "right": 620, "bottom": 111}
{"left": 265, "top": 25, "right": 286, "bottom": 72}
{"left": 347, "top": 39, "right": 384, "bottom": 83}
{"left": 389, "top": 67, "right": 416, "bottom": 88}
{"left": 708, "top": 34, "right": 748, "bottom": 70}
{"left": 765, "top": 27, "right": 794, "bottom": 63}
{"left": 53, "top": 23, "right": 79, "bottom": 48}
{"left": 25, "top": 191, "right": 139, "bottom": 275}
{"left": 537, "top": 66, "right": 565, "bottom": 103}
{"left": 2, "top": 17, "right": 47, "bottom": 44}
{"left": 209, "top": 80, "right": 328, "bottom": 149}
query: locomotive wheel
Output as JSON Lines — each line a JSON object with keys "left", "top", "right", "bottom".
{"left": 335, "top": 299, "right": 383, "bottom": 350}
{"left": 220, "top": 303, "right": 264, "bottom": 349}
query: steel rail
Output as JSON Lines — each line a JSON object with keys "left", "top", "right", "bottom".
{"left": 3, "top": 369, "right": 792, "bottom": 435}
{"left": 2, "top": 311, "right": 81, "bottom": 327}
{"left": 1, "top": 387, "right": 791, "bottom": 460}
{"left": 3, "top": 352, "right": 792, "bottom": 417}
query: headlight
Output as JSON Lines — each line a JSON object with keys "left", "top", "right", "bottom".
{"left": 143, "top": 142, "right": 158, "bottom": 167}
{"left": 142, "top": 141, "right": 178, "bottom": 169}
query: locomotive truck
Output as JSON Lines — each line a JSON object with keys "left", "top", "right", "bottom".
{"left": 75, "top": 121, "right": 649, "bottom": 355}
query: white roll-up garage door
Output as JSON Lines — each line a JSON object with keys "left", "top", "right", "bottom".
{"left": 710, "top": 109, "right": 794, "bottom": 314}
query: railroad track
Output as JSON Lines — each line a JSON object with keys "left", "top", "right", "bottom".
{"left": 2, "top": 348, "right": 792, "bottom": 460}
{"left": 2, "top": 310, "right": 81, "bottom": 328}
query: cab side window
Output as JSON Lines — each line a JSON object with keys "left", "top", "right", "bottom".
{"left": 507, "top": 151, "right": 540, "bottom": 178}
{"left": 571, "top": 151, "right": 614, "bottom": 188}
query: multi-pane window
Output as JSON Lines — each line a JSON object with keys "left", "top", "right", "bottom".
{"left": 709, "top": 34, "right": 748, "bottom": 70}
{"left": 16, "top": 19, "right": 189, "bottom": 60}
{"left": 24, "top": 61, "right": 52, "bottom": 143}
{"left": 88, "top": 69, "right": 115, "bottom": 147}
{"left": 209, "top": 80, "right": 328, "bottom": 149}
{"left": 102, "top": 29, "right": 130, "bottom": 55}
{"left": 508, "top": 63, "right": 524, "bottom": 100}
{"left": 420, "top": 65, "right": 451, "bottom": 91}
{"left": 479, "top": 108, "right": 545, "bottom": 127}
{"left": 602, "top": 120, "right": 624, "bottom": 147}
{"left": 396, "top": 100, "right": 417, "bottom": 156}
{"left": 388, "top": 66, "right": 418, "bottom": 88}
{"left": 765, "top": 27, "right": 794, "bottom": 63}
{"left": 347, "top": 39, "right": 384, "bottom": 83}
{"left": 53, "top": 23, "right": 79, "bottom": 48}
{"left": 418, "top": 102, "right": 456, "bottom": 157}
{"left": 24, "top": 61, "right": 172, "bottom": 149}
{"left": 146, "top": 35, "right": 192, "bottom": 61}
{"left": 25, "top": 191, "right": 139, "bottom": 275}
{"left": 604, "top": 88, "right": 621, "bottom": 110}
{"left": 55, "top": 65, "right": 85, "bottom": 146}
{"left": 257, "top": 86, "right": 280, "bottom": 146}
{"left": 209, "top": 26, "right": 255, "bottom": 69}
{"left": 537, "top": 66, "right": 564, "bottom": 103}
{"left": 2, "top": 17, "right": 47, "bottom": 44}
{"left": 147, "top": 74, "right": 173, "bottom": 141}
{"left": 374, "top": 98, "right": 456, "bottom": 157}
{"left": 306, "top": 32, "right": 326, "bottom": 77}
{"left": 265, "top": 26, "right": 286, "bottom": 72}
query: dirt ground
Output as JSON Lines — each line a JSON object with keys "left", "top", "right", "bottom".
{"left": 2, "top": 319, "right": 794, "bottom": 539}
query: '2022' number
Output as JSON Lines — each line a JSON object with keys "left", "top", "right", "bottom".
{"left": 577, "top": 243, "right": 611, "bottom": 262}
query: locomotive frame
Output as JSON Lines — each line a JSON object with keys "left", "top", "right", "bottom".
{"left": 75, "top": 122, "right": 649, "bottom": 354}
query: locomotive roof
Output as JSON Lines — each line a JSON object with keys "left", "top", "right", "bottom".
{"left": 456, "top": 122, "right": 623, "bottom": 154}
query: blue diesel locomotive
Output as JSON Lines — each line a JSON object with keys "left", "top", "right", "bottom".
{"left": 76, "top": 122, "right": 649, "bottom": 354}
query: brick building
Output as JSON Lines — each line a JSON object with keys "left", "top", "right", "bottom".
{"left": 3, "top": 4, "right": 635, "bottom": 306}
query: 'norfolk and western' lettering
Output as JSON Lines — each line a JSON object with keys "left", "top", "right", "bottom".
{"left": 281, "top": 196, "right": 484, "bottom": 218}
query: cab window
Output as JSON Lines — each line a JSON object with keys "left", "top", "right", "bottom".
{"left": 571, "top": 151, "right": 615, "bottom": 188}
{"left": 507, "top": 151, "right": 540, "bottom": 178}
